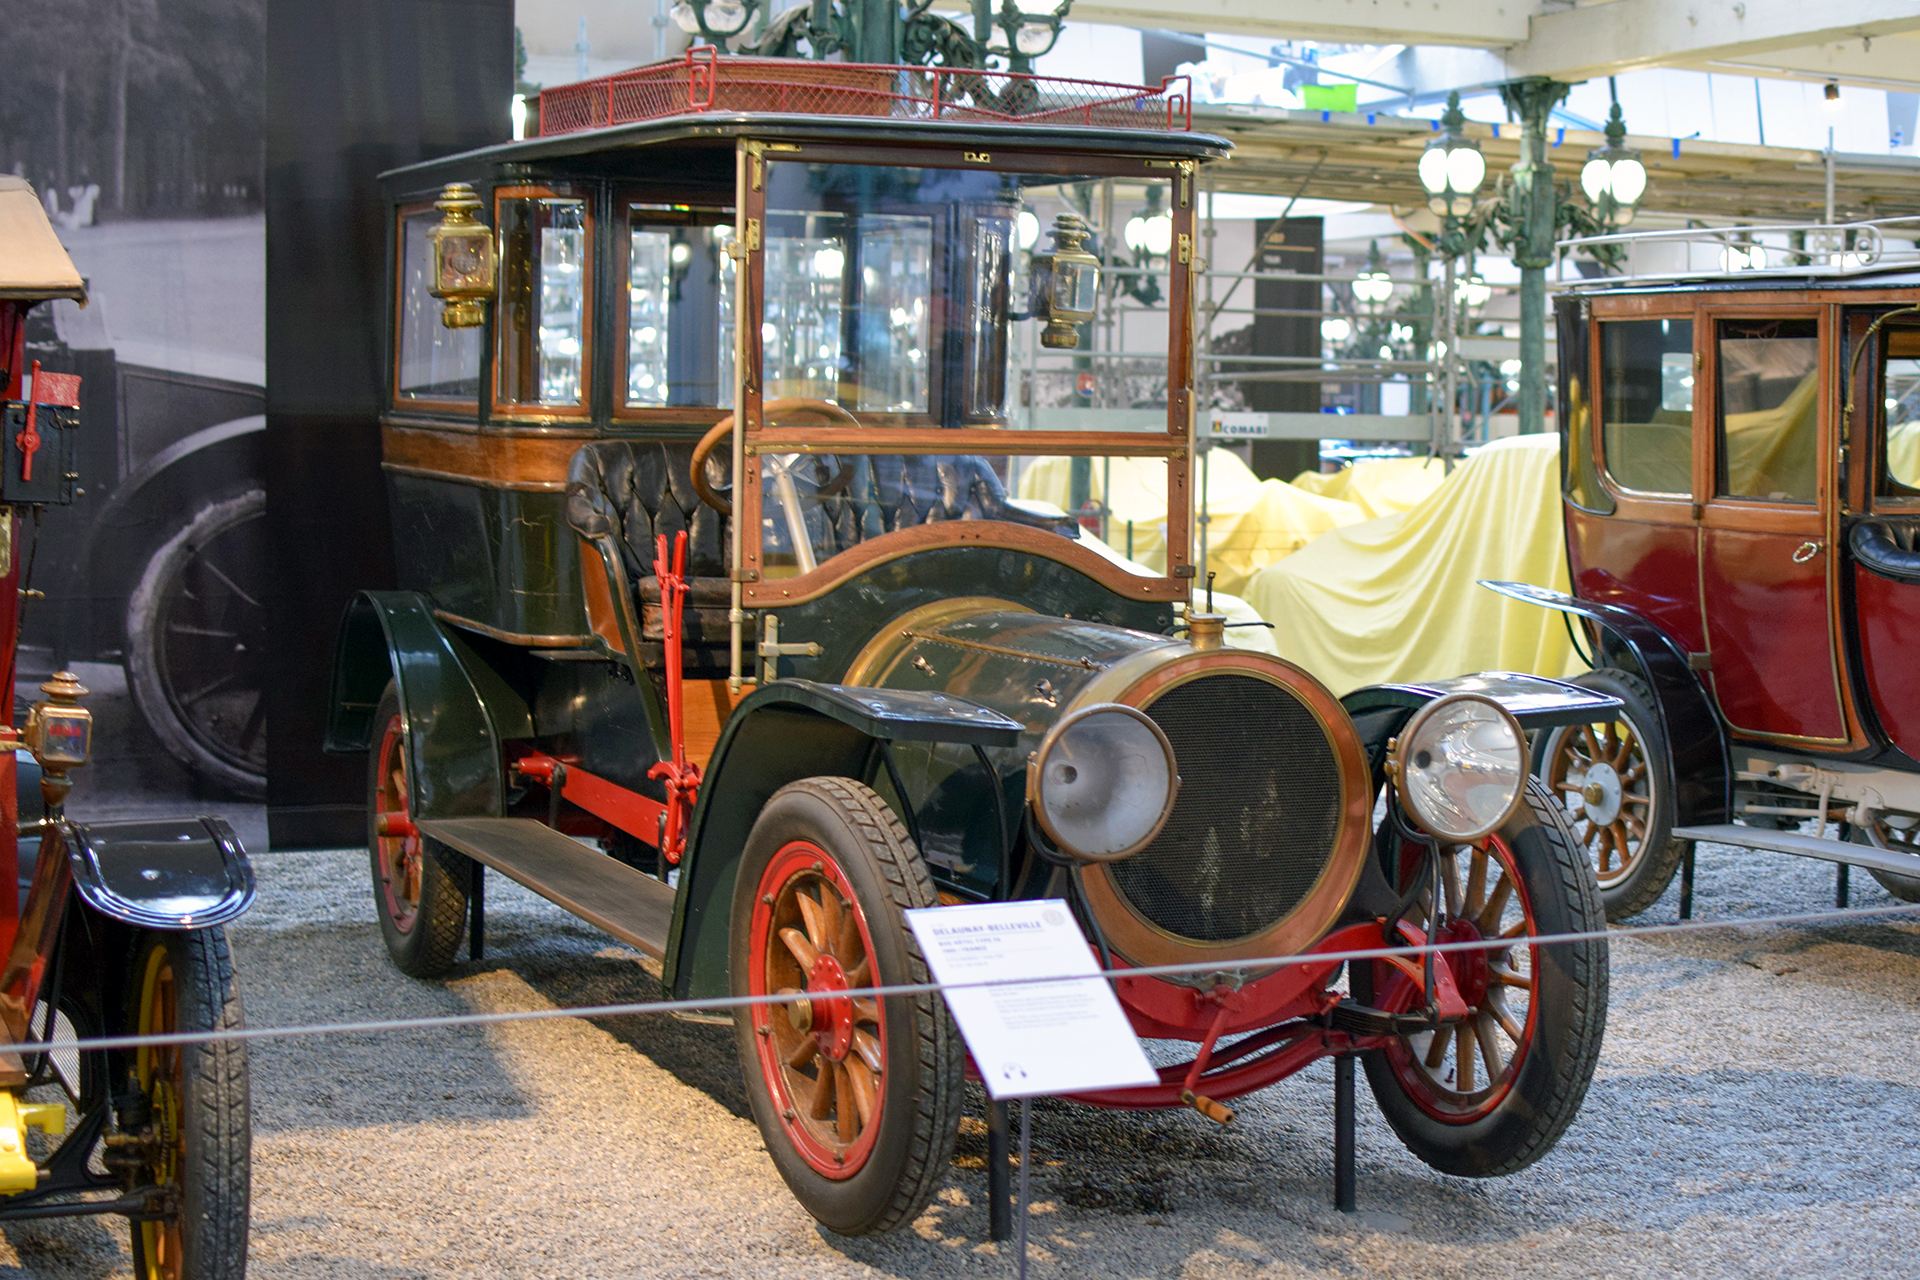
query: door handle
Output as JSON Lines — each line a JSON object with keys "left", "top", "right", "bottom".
{"left": 1792, "top": 540, "right": 1823, "bottom": 563}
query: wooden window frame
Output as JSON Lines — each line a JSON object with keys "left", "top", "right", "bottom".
{"left": 492, "top": 183, "right": 596, "bottom": 423}
{"left": 391, "top": 202, "right": 484, "bottom": 416}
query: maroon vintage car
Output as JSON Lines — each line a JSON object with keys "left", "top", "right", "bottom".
{"left": 1489, "top": 221, "right": 1920, "bottom": 919}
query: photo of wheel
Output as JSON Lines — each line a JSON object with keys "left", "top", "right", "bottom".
{"left": 124, "top": 488, "right": 268, "bottom": 799}
{"left": 1536, "top": 668, "right": 1690, "bottom": 921}
{"left": 730, "top": 777, "right": 962, "bottom": 1237}
{"left": 1355, "top": 777, "right": 1608, "bottom": 1178}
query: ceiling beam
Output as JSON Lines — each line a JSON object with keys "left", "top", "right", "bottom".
{"left": 1505, "top": 0, "right": 1920, "bottom": 82}
{"left": 1683, "top": 32, "right": 1920, "bottom": 92}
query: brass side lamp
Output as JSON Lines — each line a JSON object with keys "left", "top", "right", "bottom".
{"left": 427, "top": 182, "right": 497, "bottom": 329}
{"left": 1035, "top": 213, "right": 1100, "bottom": 349}
{"left": 23, "top": 670, "right": 90, "bottom": 818}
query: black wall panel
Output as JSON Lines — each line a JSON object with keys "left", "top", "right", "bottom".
{"left": 266, "top": 0, "right": 511, "bottom": 847}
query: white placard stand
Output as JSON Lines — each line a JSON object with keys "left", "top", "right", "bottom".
{"left": 907, "top": 901, "right": 1157, "bottom": 1275}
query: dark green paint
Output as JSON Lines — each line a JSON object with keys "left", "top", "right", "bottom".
{"left": 388, "top": 474, "right": 586, "bottom": 641}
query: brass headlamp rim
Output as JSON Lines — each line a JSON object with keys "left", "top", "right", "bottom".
{"left": 1386, "top": 692, "right": 1527, "bottom": 844}
{"left": 1025, "top": 701, "right": 1180, "bottom": 864}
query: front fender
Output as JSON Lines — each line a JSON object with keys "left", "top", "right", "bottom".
{"left": 665, "top": 681, "right": 1022, "bottom": 1001}
{"left": 66, "top": 816, "right": 256, "bottom": 930}
{"left": 325, "top": 590, "right": 527, "bottom": 820}
{"left": 1478, "top": 580, "right": 1731, "bottom": 825}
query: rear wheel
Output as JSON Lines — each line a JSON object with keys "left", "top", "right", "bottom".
{"left": 1852, "top": 813, "right": 1920, "bottom": 902}
{"left": 1536, "top": 668, "right": 1688, "bottom": 921}
{"left": 730, "top": 778, "right": 962, "bottom": 1236}
{"left": 126, "top": 928, "right": 249, "bottom": 1280}
{"left": 368, "top": 682, "right": 467, "bottom": 977}
{"left": 1355, "top": 778, "right": 1608, "bottom": 1178}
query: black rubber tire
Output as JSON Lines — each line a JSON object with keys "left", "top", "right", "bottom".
{"left": 730, "top": 777, "right": 962, "bottom": 1237}
{"left": 125, "top": 488, "right": 269, "bottom": 799}
{"left": 1356, "top": 777, "right": 1609, "bottom": 1178}
{"left": 368, "top": 682, "right": 468, "bottom": 977}
{"left": 126, "top": 927, "right": 250, "bottom": 1280}
{"left": 1535, "top": 668, "right": 1690, "bottom": 922}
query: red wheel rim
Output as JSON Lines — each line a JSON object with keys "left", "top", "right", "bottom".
{"left": 747, "top": 840, "right": 886, "bottom": 1180}
{"left": 1374, "top": 834, "right": 1540, "bottom": 1122}
{"left": 373, "top": 713, "right": 422, "bottom": 933}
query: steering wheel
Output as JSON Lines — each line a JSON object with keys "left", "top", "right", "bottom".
{"left": 689, "top": 397, "right": 861, "bottom": 516}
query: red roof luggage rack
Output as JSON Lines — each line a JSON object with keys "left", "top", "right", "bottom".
{"left": 536, "top": 47, "right": 1192, "bottom": 136}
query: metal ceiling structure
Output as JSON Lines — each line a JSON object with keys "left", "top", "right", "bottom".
{"left": 1194, "top": 106, "right": 1920, "bottom": 224}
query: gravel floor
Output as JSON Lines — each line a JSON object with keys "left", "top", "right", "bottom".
{"left": 0, "top": 836, "right": 1915, "bottom": 1279}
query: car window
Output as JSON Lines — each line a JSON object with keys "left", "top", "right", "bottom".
{"left": 1599, "top": 318, "right": 1693, "bottom": 495}
{"left": 497, "top": 195, "right": 589, "bottom": 407}
{"left": 1716, "top": 317, "right": 1819, "bottom": 503}
{"left": 1879, "top": 327, "right": 1920, "bottom": 497}
{"left": 625, "top": 206, "right": 733, "bottom": 408}
{"left": 395, "top": 209, "right": 482, "bottom": 403}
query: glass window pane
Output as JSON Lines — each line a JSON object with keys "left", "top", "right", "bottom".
{"left": 1599, "top": 318, "right": 1694, "bottom": 495}
{"left": 626, "top": 208, "right": 734, "bottom": 408}
{"left": 627, "top": 229, "right": 671, "bottom": 404}
{"left": 497, "top": 197, "right": 587, "bottom": 407}
{"left": 1717, "top": 318, "right": 1819, "bottom": 502}
{"left": 1880, "top": 331, "right": 1920, "bottom": 495}
{"left": 396, "top": 212, "right": 481, "bottom": 402}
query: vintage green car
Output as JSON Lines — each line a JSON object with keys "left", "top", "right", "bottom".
{"left": 327, "top": 53, "right": 1613, "bottom": 1235}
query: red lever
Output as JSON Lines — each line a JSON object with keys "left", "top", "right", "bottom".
{"left": 646, "top": 530, "right": 701, "bottom": 864}
{"left": 16, "top": 360, "right": 41, "bottom": 482}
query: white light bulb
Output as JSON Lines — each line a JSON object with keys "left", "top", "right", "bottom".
{"left": 1143, "top": 214, "right": 1173, "bottom": 257}
{"left": 1610, "top": 157, "right": 1646, "bottom": 205}
{"left": 1321, "top": 317, "right": 1352, "bottom": 343}
{"left": 1124, "top": 216, "right": 1147, "bottom": 253}
{"left": 1016, "top": 211, "right": 1040, "bottom": 250}
{"left": 812, "top": 246, "right": 844, "bottom": 278}
{"left": 1446, "top": 147, "right": 1485, "bottom": 197}
{"left": 1500, "top": 358, "right": 1522, "bottom": 376}
{"left": 1417, "top": 147, "right": 1449, "bottom": 198}
{"left": 1581, "top": 157, "right": 1610, "bottom": 203}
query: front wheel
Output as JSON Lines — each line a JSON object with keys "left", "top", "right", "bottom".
{"left": 730, "top": 778, "right": 962, "bottom": 1236}
{"left": 1355, "top": 778, "right": 1608, "bottom": 1178}
{"left": 126, "top": 927, "right": 250, "bottom": 1280}
{"left": 1536, "top": 668, "right": 1689, "bottom": 921}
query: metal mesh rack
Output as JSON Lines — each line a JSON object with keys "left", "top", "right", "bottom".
{"left": 536, "top": 48, "right": 1192, "bottom": 136}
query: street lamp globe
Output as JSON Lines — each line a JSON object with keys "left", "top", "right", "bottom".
{"left": 1581, "top": 101, "right": 1646, "bottom": 226}
{"left": 1353, "top": 241, "right": 1394, "bottom": 310}
{"left": 1419, "top": 91, "right": 1486, "bottom": 218}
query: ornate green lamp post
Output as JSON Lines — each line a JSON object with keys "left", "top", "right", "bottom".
{"left": 670, "top": 0, "right": 1072, "bottom": 69}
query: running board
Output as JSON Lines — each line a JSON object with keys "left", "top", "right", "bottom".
{"left": 1672, "top": 823, "right": 1920, "bottom": 881}
{"left": 417, "top": 818, "right": 676, "bottom": 958}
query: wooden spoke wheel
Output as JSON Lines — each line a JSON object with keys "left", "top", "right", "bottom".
{"left": 1537, "top": 668, "right": 1688, "bottom": 921}
{"left": 1354, "top": 778, "right": 1609, "bottom": 1178}
{"left": 367, "top": 682, "right": 468, "bottom": 977}
{"left": 127, "top": 929, "right": 249, "bottom": 1280}
{"left": 730, "top": 778, "right": 961, "bottom": 1237}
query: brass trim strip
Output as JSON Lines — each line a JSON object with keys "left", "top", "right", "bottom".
{"left": 433, "top": 610, "right": 594, "bottom": 648}
{"left": 903, "top": 630, "right": 1103, "bottom": 671}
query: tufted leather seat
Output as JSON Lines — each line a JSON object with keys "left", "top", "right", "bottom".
{"left": 1851, "top": 517, "right": 1920, "bottom": 586}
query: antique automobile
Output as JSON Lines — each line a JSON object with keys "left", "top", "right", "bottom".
{"left": 327, "top": 53, "right": 1612, "bottom": 1236}
{"left": 1490, "top": 221, "right": 1920, "bottom": 919}
{"left": 0, "top": 176, "right": 256, "bottom": 1275}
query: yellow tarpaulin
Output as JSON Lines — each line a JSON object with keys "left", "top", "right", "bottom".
{"left": 1017, "top": 450, "right": 1364, "bottom": 596}
{"left": 1289, "top": 455, "right": 1449, "bottom": 519}
{"left": 1243, "top": 434, "right": 1583, "bottom": 695}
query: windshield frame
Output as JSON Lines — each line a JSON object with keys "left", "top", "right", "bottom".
{"left": 728, "top": 137, "right": 1198, "bottom": 609}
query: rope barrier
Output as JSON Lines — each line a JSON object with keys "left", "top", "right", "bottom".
{"left": 6, "top": 896, "right": 1917, "bottom": 1059}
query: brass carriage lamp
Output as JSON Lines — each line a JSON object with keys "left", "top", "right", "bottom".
{"left": 23, "top": 670, "right": 90, "bottom": 818}
{"left": 1036, "top": 213, "right": 1100, "bottom": 349}
{"left": 427, "top": 182, "right": 497, "bottom": 329}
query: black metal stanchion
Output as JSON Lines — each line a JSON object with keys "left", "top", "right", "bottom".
{"left": 1678, "top": 843, "right": 1696, "bottom": 921}
{"left": 1333, "top": 1054, "right": 1356, "bottom": 1213}
{"left": 469, "top": 861, "right": 486, "bottom": 962}
{"left": 1837, "top": 862, "right": 1850, "bottom": 909}
{"left": 986, "top": 1097, "right": 1012, "bottom": 1242}
{"left": 1015, "top": 1096, "right": 1033, "bottom": 1280}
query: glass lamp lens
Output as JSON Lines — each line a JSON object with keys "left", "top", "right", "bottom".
{"left": 1036, "top": 708, "right": 1176, "bottom": 860}
{"left": 708, "top": 0, "right": 746, "bottom": 25}
{"left": 1581, "top": 157, "right": 1609, "bottom": 203}
{"left": 1610, "top": 157, "right": 1647, "bottom": 205}
{"left": 1450, "top": 193, "right": 1472, "bottom": 217}
{"left": 1418, "top": 147, "right": 1450, "bottom": 198}
{"left": 1143, "top": 214, "right": 1173, "bottom": 257}
{"left": 1016, "top": 210, "right": 1040, "bottom": 250}
{"left": 1321, "top": 317, "right": 1352, "bottom": 343}
{"left": 1124, "top": 216, "right": 1147, "bottom": 252}
{"left": 1446, "top": 146, "right": 1485, "bottom": 196}
{"left": 1014, "top": 21, "right": 1053, "bottom": 54}
{"left": 671, "top": 1, "right": 700, "bottom": 31}
{"left": 1401, "top": 697, "right": 1525, "bottom": 841}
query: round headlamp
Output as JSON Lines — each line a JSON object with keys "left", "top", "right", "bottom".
{"left": 1027, "top": 703, "right": 1179, "bottom": 863}
{"left": 1388, "top": 694, "right": 1527, "bottom": 843}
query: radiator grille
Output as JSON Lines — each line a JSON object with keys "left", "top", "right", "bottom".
{"left": 1107, "top": 674, "right": 1346, "bottom": 943}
